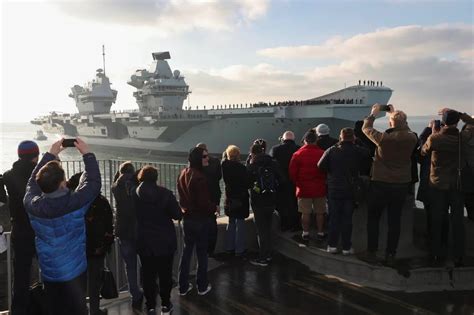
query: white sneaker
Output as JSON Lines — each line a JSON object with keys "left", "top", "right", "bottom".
{"left": 342, "top": 248, "right": 354, "bottom": 255}
{"left": 197, "top": 284, "right": 212, "bottom": 296}
{"left": 179, "top": 283, "right": 193, "bottom": 296}
{"left": 327, "top": 246, "right": 338, "bottom": 254}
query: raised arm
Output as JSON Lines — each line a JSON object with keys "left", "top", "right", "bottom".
{"left": 23, "top": 152, "right": 57, "bottom": 210}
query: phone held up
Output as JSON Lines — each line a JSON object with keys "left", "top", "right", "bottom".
{"left": 379, "top": 105, "right": 391, "bottom": 111}
{"left": 62, "top": 138, "right": 77, "bottom": 148}
{"left": 434, "top": 120, "right": 441, "bottom": 131}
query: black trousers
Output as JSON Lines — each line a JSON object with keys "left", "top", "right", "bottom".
{"left": 139, "top": 254, "right": 174, "bottom": 310}
{"left": 87, "top": 255, "right": 105, "bottom": 315}
{"left": 11, "top": 236, "right": 36, "bottom": 315}
{"left": 276, "top": 182, "right": 299, "bottom": 230}
{"left": 44, "top": 272, "right": 87, "bottom": 315}
{"left": 367, "top": 181, "right": 409, "bottom": 255}
{"left": 208, "top": 214, "right": 218, "bottom": 255}
{"left": 465, "top": 192, "right": 474, "bottom": 220}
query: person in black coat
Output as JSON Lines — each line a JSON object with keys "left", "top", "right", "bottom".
{"left": 196, "top": 143, "right": 222, "bottom": 256}
{"left": 222, "top": 145, "right": 250, "bottom": 256}
{"left": 269, "top": 131, "right": 300, "bottom": 231}
{"left": 247, "top": 144, "right": 282, "bottom": 267}
{"left": 68, "top": 172, "right": 114, "bottom": 315}
{"left": 111, "top": 162, "right": 143, "bottom": 311}
{"left": 133, "top": 166, "right": 182, "bottom": 315}
{"left": 2, "top": 140, "right": 39, "bottom": 315}
{"left": 318, "top": 128, "right": 370, "bottom": 254}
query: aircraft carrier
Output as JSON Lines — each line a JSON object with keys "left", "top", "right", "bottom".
{"left": 31, "top": 50, "right": 393, "bottom": 155}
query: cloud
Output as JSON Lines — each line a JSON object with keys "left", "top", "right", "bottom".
{"left": 258, "top": 24, "right": 473, "bottom": 64}
{"left": 186, "top": 25, "right": 473, "bottom": 115}
{"left": 56, "top": 0, "right": 270, "bottom": 34}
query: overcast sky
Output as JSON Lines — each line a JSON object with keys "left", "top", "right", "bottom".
{"left": 1, "top": 0, "right": 473, "bottom": 123}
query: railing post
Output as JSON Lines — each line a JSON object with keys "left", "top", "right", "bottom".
{"left": 6, "top": 232, "right": 12, "bottom": 312}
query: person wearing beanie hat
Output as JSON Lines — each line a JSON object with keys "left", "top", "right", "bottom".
{"left": 422, "top": 108, "right": 474, "bottom": 266}
{"left": 17, "top": 140, "right": 40, "bottom": 160}
{"left": 1, "top": 140, "right": 40, "bottom": 313}
{"left": 315, "top": 124, "right": 338, "bottom": 150}
{"left": 177, "top": 147, "right": 217, "bottom": 296}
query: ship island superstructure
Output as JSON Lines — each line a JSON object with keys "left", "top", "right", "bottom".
{"left": 31, "top": 51, "right": 393, "bottom": 155}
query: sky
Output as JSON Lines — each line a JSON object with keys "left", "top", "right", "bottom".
{"left": 0, "top": 0, "right": 473, "bottom": 123}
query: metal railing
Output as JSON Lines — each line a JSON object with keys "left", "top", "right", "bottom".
{"left": 2, "top": 158, "right": 190, "bottom": 312}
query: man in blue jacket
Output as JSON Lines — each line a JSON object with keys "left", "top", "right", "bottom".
{"left": 23, "top": 138, "right": 101, "bottom": 315}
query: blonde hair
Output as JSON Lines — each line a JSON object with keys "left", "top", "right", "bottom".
{"left": 225, "top": 145, "right": 241, "bottom": 161}
{"left": 389, "top": 110, "right": 407, "bottom": 127}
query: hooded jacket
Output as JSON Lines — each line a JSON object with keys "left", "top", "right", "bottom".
{"left": 112, "top": 173, "right": 138, "bottom": 240}
{"left": 2, "top": 159, "right": 37, "bottom": 240}
{"left": 177, "top": 167, "right": 215, "bottom": 219}
{"left": 133, "top": 182, "right": 182, "bottom": 256}
{"left": 23, "top": 152, "right": 101, "bottom": 282}
{"left": 289, "top": 144, "right": 327, "bottom": 198}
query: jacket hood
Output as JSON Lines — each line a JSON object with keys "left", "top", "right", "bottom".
{"left": 12, "top": 159, "right": 36, "bottom": 176}
{"left": 189, "top": 147, "right": 205, "bottom": 170}
{"left": 136, "top": 182, "right": 158, "bottom": 203}
{"left": 252, "top": 153, "right": 273, "bottom": 165}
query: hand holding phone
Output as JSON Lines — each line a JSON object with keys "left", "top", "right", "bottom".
{"left": 434, "top": 120, "right": 441, "bottom": 130}
{"left": 62, "top": 138, "right": 77, "bottom": 148}
{"left": 379, "top": 105, "right": 391, "bottom": 111}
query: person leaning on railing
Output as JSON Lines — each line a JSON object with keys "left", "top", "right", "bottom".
{"left": 23, "top": 138, "right": 101, "bottom": 315}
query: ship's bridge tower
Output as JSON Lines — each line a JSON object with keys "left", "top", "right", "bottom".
{"left": 69, "top": 69, "right": 118, "bottom": 114}
{"left": 127, "top": 52, "right": 190, "bottom": 115}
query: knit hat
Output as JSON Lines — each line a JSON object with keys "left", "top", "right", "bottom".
{"left": 17, "top": 141, "right": 39, "bottom": 160}
{"left": 303, "top": 130, "right": 317, "bottom": 144}
{"left": 188, "top": 147, "right": 205, "bottom": 170}
{"left": 315, "top": 124, "right": 330, "bottom": 136}
{"left": 442, "top": 110, "right": 460, "bottom": 126}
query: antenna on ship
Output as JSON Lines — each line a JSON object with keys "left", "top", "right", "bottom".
{"left": 102, "top": 45, "right": 106, "bottom": 75}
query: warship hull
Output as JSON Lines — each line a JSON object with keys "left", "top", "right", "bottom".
{"left": 38, "top": 104, "right": 377, "bottom": 155}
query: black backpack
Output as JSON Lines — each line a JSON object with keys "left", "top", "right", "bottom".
{"left": 253, "top": 165, "right": 278, "bottom": 195}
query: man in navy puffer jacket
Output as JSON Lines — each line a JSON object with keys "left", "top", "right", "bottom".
{"left": 24, "top": 138, "right": 101, "bottom": 315}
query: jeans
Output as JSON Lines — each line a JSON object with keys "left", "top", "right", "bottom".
{"left": 87, "top": 255, "right": 104, "bottom": 315}
{"left": 118, "top": 239, "right": 142, "bottom": 303}
{"left": 367, "top": 181, "right": 409, "bottom": 255}
{"left": 327, "top": 199, "right": 354, "bottom": 250}
{"left": 140, "top": 255, "right": 173, "bottom": 310}
{"left": 11, "top": 237, "right": 36, "bottom": 315}
{"left": 44, "top": 272, "right": 87, "bottom": 315}
{"left": 430, "top": 188, "right": 465, "bottom": 259}
{"left": 179, "top": 217, "right": 211, "bottom": 292}
{"left": 225, "top": 217, "right": 246, "bottom": 254}
{"left": 253, "top": 206, "right": 273, "bottom": 259}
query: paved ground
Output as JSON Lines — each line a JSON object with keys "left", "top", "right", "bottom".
{"left": 101, "top": 253, "right": 474, "bottom": 315}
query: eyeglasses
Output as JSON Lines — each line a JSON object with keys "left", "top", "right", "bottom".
{"left": 202, "top": 155, "right": 209, "bottom": 159}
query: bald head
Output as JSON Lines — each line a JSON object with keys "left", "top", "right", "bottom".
{"left": 282, "top": 131, "right": 295, "bottom": 141}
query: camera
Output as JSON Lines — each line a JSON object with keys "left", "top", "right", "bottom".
{"left": 62, "top": 138, "right": 77, "bottom": 147}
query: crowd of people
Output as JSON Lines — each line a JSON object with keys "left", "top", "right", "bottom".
{"left": 0, "top": 104, "right": 473, "bottom": 315}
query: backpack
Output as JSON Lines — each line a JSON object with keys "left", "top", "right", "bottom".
{"left": 253, "top": 165, "right": 278, "bottom": 195}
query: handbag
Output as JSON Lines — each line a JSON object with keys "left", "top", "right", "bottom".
{"left": 457, "top": 132, "right": 474, "bottom": 193}
{"left": 27, "top": 282, "right": 49, "bottom": 315}
{"left": 100, "top": 267, "right": 118, "bottom": 299}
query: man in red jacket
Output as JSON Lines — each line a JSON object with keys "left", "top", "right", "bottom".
{"left": 289, "top": 131, "right": 327, "bottom": 241}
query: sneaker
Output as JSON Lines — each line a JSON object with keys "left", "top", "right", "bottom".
{"left": 250, "top": 258, "right": 269, "bottom": 267}
{"left": 147, "top": 309, "right": 157, "bottom": 315}
{"left": 197, "top": 284, "right": 212, "bottom": 296}
{"left": 265, "top": 256, "right": 273, "bottom": 262}
{"left": 342, "top": 248, "right": 354, "bottom": 256}
{"left": 161, "top": 302, "right": 173, "bottom": 315}
{"left": 327, "top": 246, "right": 338, "bottom": 254}
{"left": 93, "top": 309, "right": 108, "bottom": 315}
{"left": 301, "top": 233, "right": 310, "bottom": 241}
{"left": 178, "top": 283, "right": 193, "bottom": 296}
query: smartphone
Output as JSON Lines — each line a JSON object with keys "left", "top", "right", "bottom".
{"left": 434, "top": 120, "right": 441, "bottom": 130}
{"left": 379, "top": 105, "right": 391, "bottom": 111}
{"left": 62, "top": 138, "right": 77, "bottom": 147}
